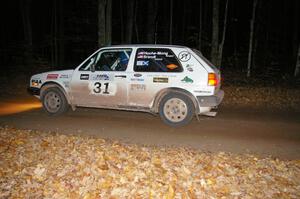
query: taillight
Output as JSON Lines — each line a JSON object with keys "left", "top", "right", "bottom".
{"left": 208, "top": 73, "right": 218, "bottom": 86}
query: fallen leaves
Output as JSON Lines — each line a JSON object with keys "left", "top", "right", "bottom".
{"left": 223, "top": 86, "right": 300, "bottom": 110}
{"left": 0, "top": 127, "right": 299, "bottom": 198}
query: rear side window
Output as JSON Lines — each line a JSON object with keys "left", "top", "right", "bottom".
{"left": 134, "top": 48, "right": 182, "bottom": 72}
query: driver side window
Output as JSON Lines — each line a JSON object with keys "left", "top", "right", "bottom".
{"left": 79, "top": 49, "right": 132, "bottom": 72}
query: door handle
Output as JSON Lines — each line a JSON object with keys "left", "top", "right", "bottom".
{"left": 114, "top": 75, "right": 127, "bottom": 78}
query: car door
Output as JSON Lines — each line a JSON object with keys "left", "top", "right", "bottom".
{"left": 128, "top": 48, "right": 184, "bottom": 108}
{"left": 70, "top": 48, "right": 133, "bottom": 108}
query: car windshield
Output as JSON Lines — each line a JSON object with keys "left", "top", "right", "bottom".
{"left": 192, "top": 49, "right": 219, "bottom": 70}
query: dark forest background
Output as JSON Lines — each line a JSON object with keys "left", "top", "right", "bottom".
{"left": 1, "top": 0, "right": 300, "bottom": 83}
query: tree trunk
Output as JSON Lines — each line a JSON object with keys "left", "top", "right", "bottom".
{"left": 146, "top": 0, "right": 156, "bottom": 43}
{"left": 134, "top": 0, "right": 139, "bottom": 43}
{"left": 105, "top": 0, "right": 112, "bottom": 45}
{"left": 125, "top": 0, "right": 134, "bottom": 44}
{"left": 198, "top": 0, "right": 202, "bottom": 51}
{"left": 217, "top": 0, "right": 229, "bottom": 68}
{"left": 247, "top": 0, "right": 258, "bottom": 77}
{"left": 54, "top": 0, "right": 58, "bottom": 68}
{"left": 20, "top": 0, "right": 33, "bottom": 65}
{"left": 120, "top": 0, "right": 124, "bottom": 43}
{"left": 293, "top": 0, "right": 299, "bottom": 76}
{"left": 98, "top": 0, "right": 106, "bottom": 47}
{"left": 294, "top": 42, "right": 300, "bottom": 77}
{"left": 211, "top": 0, "right": 219, "bottom": 65}
{"left": 58, "top": 0, "right": 64, "bottom": 67}
{"left": 169, "top": 0, "right": 173, "bottom": 44}
{"left": 125, "top": 0, "right": 134, "bottom": 43}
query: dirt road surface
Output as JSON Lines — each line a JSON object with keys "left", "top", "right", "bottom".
{"left": 0, "top": 96, "right": 299, "bottom": 159}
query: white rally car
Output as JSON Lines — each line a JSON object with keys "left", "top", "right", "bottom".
{"left": 28, "top": 45, "right": 224, "bottom": 127}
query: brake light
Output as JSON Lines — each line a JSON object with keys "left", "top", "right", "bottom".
{"left": 208, "top": 73, "right": 218, "bottom": 86}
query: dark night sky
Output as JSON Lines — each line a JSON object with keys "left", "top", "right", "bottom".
{"left": 0, "top": 0, "right": 299, "bottom": 77}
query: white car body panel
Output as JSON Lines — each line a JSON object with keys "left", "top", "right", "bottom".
{"left": 29, "top": 45, "right": 224, "bottom": 115}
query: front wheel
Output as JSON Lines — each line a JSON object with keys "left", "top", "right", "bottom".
{"left": 41, "top": 87, "right": 69, "bottom": 116}
{"left": 159, "top": 93, "right": 195, "bottom": 127}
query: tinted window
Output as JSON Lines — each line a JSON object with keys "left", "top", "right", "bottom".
{"left": 134, "top": 48, "right": 182, "bottom": 72}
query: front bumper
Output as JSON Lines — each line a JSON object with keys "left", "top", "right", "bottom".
{"left": 27, "top": 87, "right": 40, "bottom": 96}
{"left": 196, "top": 90, "right": 224, "bottom": 107}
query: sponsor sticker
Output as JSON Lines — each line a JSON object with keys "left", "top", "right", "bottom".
{"left": 153, "top": 77, "right": 168, "bottom": 83}
{"left": 130, "top": 78, "right": 144, "bottom": 82}
{"left": 194, "top": 90, "right": 211, "bottom": 94}
{"left": 136, "top": 60, "right": 149, "bottom": 66}
{"left": 166, "top": 64, "right": 178, "bottom": 70}
{"left": 46, "top": 74, "right": 59, "bottom": 79}
{"left": 181, "top": 76, "right": 194, "bottom": 83}
{"left": 91, "top": 74, "right": 110, "bottom": 81}
{"left": 80, "top": 74, "right": 89, "bottom": 80}
{"left": 134, "top": 73, "right": 142, "bottom": 77}
{"left": 59, "top": 74, "right": 69, "bottom": 79}
{"left": 178, "top": 51, "right": 191, "bottom": 62}
{"left": 186, "top": 64, "right": 194, "bottom": 72}
{"left": 130, "top": 84, "right": 146, "bottom": 91}
{"left": 137, "top": 51, "right": 174, "bottom": 59}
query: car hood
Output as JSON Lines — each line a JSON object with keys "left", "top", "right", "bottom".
{"left": 32, "top": 69, "right": 74, "bottom": 80}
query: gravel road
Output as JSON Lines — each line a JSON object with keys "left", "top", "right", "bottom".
{"left": 0, "top": 96, "right": 299, "bottom": 159}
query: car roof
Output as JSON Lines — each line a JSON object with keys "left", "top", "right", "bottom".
{"left": 102, "top": 44, "right": 188, "bottom": 49}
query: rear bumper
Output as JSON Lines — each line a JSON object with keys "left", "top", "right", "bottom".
{"left": 196, "top": 90, "right": 224, "bottom": 107}
{"left": 27, "top": 87, "right": 40, "bottom": 96}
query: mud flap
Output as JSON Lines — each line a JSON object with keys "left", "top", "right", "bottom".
{"left": 202, "top": 111, "right": 217, "bottom": 117}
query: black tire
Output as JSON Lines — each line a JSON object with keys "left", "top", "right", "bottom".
{"left": 159, "top": 93, "right": 195, "bottom": 127}
{"left": 41, "top": 87, "right": 69, "bottom": 116}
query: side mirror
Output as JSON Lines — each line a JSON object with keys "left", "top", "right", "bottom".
{"left": 91, "top": 63, "right": 96, "bottom": 73}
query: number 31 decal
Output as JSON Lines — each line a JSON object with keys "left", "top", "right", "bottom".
{"left": 93, "top": 82, "right": 110, "bottom": 94}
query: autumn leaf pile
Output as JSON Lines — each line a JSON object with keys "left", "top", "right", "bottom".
{"left": 0, "top": 127, "right": 299, "bottom": 198}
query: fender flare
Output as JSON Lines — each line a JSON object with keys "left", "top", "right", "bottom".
{"left": 40, "top": 82, "right": 72, "bottom": 106}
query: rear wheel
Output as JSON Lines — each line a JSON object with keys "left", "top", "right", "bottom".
{"left": 41, "top": 87, "right": 69, "bottom": 116}
{"left": 159, "top": 93, "right": 195, "bottom": 127}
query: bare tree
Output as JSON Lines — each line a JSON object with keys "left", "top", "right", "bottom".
{"left": 125, "top": 0, "right": 134, "bottom": 43}
{"left": 169, "top": 0, "right": 173, "bottom": 44}
{"left": 120, "top": 1, "right": 124, "bottom": 43}
{"left": 247, "top": 0, "right": 258, "bottom": 77}
{"left": 217, "top": 0, "right": 229, "bottom": 67}
{"left": 211, "top": 0, "right": 229, "bottom": 67}
{"left": 133, "top": 0, "right": 139, "bottom": 43}
{"left": 294, "top": 42, "right": 300, "bottom": 77}
{"left": 98, "top": 0, "right": 106, "bottom": 47}
{"left": 293, "top": 0, "right": 299, "bottom": 77}
{"left": 52, "top": 0, "right": 58, "bottom": 67}
{"left": 20, "top": 0, "right": 33, "bottom": 64}
{"left": 146, "top": 0, "right": 157, "bottom": 43}
{"left": 106, "top": 0, "right": 112, "bottom": 45}
{"left": 58, "top": 0, "right": 64, "bottom": 67}
{"left": 211, "top": 0, "right": 219, "bottom": 65}
{"left": 198, "top": 0, "right": 202, "bottom": 50}
{"left": 98, "top": 0, "right": 112, "bottom": 48}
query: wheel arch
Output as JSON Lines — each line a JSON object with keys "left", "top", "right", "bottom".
{"left": 151, "top": 87, "right": 199, "bottom": 114}
{"left": 40, "top": 81, "right": 71, "bottom": 105}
